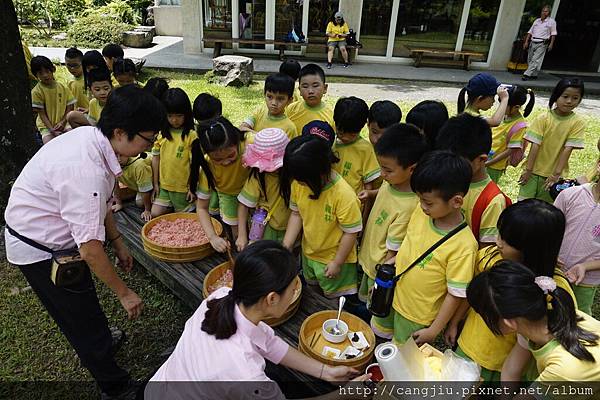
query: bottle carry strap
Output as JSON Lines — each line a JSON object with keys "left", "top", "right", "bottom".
{"left": 263, "top": 196, "right": 282, "bottom": 225}
{"left": 392, "top": 221, "right": 468, "bottom": 283}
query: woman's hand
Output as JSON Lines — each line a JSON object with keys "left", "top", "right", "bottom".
{"left": 118, "top": 288, "right": 144, "bottom": 320}
{"left": 113, "top": 240, "right": 134, "bottom": 273}
{"left": 444, "top": 322, "right": 459, "bottom": 347}
{"left": 321, "top": 365, "right": 361, "bottom": 382}
{"left": 566, "top": 264, "right": 587, "bottom": 285}
{"left": 111, "top": 200, "right": 123, "bottom": 213}
{"left": 518, "top": 169, "right": 532, "bottom": 185}
{"left": 210, "top": 236, "right": 230, "bottom": 253}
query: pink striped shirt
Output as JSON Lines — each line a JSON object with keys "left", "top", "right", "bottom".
{"left": 555, "top": 184, "right": 600, "bottom": 286}
{"left": 4, "top": 126, "right": 121, "bottom": 265}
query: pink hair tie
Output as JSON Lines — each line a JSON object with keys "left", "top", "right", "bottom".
{"left": 534, "top": 276, "right": 557, "bottom": 294}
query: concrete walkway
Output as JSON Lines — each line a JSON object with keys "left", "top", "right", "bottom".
{"left": 32, "top": 36, "right": 600, "bottom": 94}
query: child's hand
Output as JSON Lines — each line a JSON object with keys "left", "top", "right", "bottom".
{"left": 566, "top": 264, "right": 587, "bottom": 285}
{"left": 152, "top": 184, "right": 160, "bottom": 200}
{"left": 111, "top": 200, "right": 123, "bottom": 213}
{"left": 324, "top": 261, "right": 342, "bottom": 279}
{"left": 141, "top": 210, "right": 152, "bottom": 222}
{"left": 543, "top": 174, "right": 560, "bottom": 190}
{"left": 497, "top": 86, "right": 509, "bottom": 101}
{"left": 186, "top": 190, "right": 197, "bottom": 203}
{"left": 76, "top": 107, "right": 88, "bottom": 113}
{"left": 236, "top": 235, "right": 248, "bottom": 252}
{"left": 210, "top": 236, "right": 230, "bottom": 253}
{"left": 443, "top": 323, "right": 459, "bottom": 347}
{"left": 357, "top": 190, "right": 369, "bottom": 203}
{"left": 518, "top": 170, "right": 532, "bottom": 185}
{"left": 412, "top": 327, "right": 437, "bottom": 345}
{"left": 52, "top": 121, "right": 66, "bottom": 132}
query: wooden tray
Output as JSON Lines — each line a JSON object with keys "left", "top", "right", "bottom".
{"left": 202, "top": 261, "right": 233, "bottom": 299}
{"left": 298, "top": 310, "right": 375, "bottom": 371}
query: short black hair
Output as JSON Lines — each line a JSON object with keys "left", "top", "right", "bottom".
{"left": 368, "top": 101, "right": 402, "bottom": 129}
{"left": 97, "top": 85, "right": 167, "bottom": 141}
{"left": 435, "top": 113, "right": 492, "bottom": 161}
{"left": 143, "top": 77, "right": 169, "bottom": 99}
{"left": 334, "top": 96, "right": 369, "bottom": 134}
{"left": 65, "top": 47, "right": 83, "bottom": 60}
{"left": 87, "top": 67, "right": 112, "bottom": 88}
{"left": 405, "top": 100, "right": 449, "bottom": 146}
{"left": 102, "top": 43, "right": 124, "bottom": 59}
{"left": 30, "top": 55, "right": 55, "bottom": 75}
{"left": 410, "top": 150, "right": 472, "bottom": 201}
{"left": 279, "top": 59, "right": 301, "bottom": 81}
{"left": 113, "top": 58, "right": 136, "bottom": 77}
{"left": 298, "top": 63, "right": 326, "bottom": 84}
{"left": 193, "top": 93, "right": 222, "bottom": 123}
{"left": 264, "top": 73, "right": 295, "bottom": 98}
{"left": 375, "top": 123, "right": 430, "bottom": 168}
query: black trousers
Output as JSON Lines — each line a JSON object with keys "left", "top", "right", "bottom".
{"left": 17, "top": 259, "right": 130, "bottom": 395}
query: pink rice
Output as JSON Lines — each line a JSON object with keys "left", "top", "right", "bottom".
{"left": 147, "top": 218, "right": 209, "bottom": 247}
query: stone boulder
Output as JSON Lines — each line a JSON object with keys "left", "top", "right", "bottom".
{"left": 134, "top": 25, "right": 156, "bottom": 37}
{"left": 122, "top": 31, "right": 153, "bottom": 48}
{"left": 212, "top": 55, "right": 253, "bottom": 87}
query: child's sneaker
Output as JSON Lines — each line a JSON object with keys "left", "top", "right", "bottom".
{"left": 326, "top": 63, "right": 332, "bottom": 69}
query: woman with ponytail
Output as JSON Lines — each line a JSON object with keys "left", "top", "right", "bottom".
{"left": 467, "top": 260, "right": 600, "bottom": 386}
{"left": 147, "top": 241, "right": 368, "bottom": 399}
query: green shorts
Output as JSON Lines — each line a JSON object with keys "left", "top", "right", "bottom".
{"left": 302, "top": 254, "right": 358, "bottom": 299}
{"left": 487, "top": 167, "right": 504, "bottom": 184}
{"left": 263, "top": 224, "right": 286, "bottom": 242}
{"left": 392, "top": 310, "right": 427, "bottom": 345}
{"left": 455, "top": 345, "right": 501, "bottom": 382}
{"left": 39, "top": 128, "right": 54, "bottom": 138}
{"left": 208, "top": 191, "right": 220, "bottom": 216}
{"left": 359, "top": 274, "right": 394, "bottom": 339}
{"left": 216, "top": 192, "right": 239, "bottom": 226}
{"left": 518, "top": 173, "right": 553, "bottom": 203}
{"left": 573, "top": 284, "right": 597, "bottom": 316}
{"left": 154, "top": 188, "right": 193, "bottom": 212}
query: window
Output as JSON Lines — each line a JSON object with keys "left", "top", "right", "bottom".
{"left": 203, "top": 0, "right": 233, "bottom": 39}
{"left": 359, "top": 0, "right": 393, "bottom": 56}
{"left": 275, "top": 0, "right": 303, "bottom": 41}
{"left": 393, "top": 0, "right": 464, "bottom": 57}
{"left": 239, "top": 0, "right": 266, "bottom": 49}
{"left": 308, "top": 0, "right": 339, "bottom": 41}
{"left": 462, "top": 0, "right": 501, "bottom": 60}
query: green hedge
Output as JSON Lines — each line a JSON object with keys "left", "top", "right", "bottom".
{"left": 67, "top": 14, "right": 131, "bottom": 48}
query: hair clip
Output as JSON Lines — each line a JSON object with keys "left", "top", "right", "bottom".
{"left": 534, "top": 276, "right": 557, "bottom": 294}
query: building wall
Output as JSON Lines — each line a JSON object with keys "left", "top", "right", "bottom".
{"left": 487, "top": 0, "right": 526, "bottom": 70}
{"left": 154, "top": 5, "right": 184, "bottom": 36}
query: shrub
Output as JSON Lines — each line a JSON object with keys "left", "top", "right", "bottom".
{"left": 86, "top": 0, "right": 140, "bottom": 25}
{"left": 67, "top": 14, "right": 131, "bottom": 48}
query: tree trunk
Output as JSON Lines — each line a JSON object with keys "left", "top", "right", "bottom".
{"left": 0, "top": 1, "right": 40, "bottom": 224}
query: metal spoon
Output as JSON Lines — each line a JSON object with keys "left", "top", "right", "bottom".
{"left": 332, "top": 296, "right": 346, "bottom": 335}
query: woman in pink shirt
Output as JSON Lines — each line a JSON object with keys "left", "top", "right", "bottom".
{"left": 4, "top": 85, "right": 166, "bottom": 399}
{"left": 146, "top": 241, "right": 369, "bottom": 399}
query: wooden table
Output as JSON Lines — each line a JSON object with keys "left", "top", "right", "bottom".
{"left": 407, "top": 47, "right": 484, "bottom": 71}
{"left": 114, "top": 205, "right": 339, "bottom": 396}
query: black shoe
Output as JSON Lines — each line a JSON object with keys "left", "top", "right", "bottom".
{"left": 110, "top": 327, "right": 126, "bottom": 357}
{"left": 101, "top": 380, "right": 140, "bottom": 400}
{"left": 326, "top": 63, "right": 332, "bottom": 69}
{"left": 343, "top": 63, "right": 349, "bottom": 68}
{"left": 522, "top": 74, "right": 530, "bottom": 81}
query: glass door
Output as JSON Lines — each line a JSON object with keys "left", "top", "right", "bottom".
{"left": 359, "top": 0, "right": 394, "bottom": 56}
{"left": 238, "top": 0, "right": 267, "bottom": 49}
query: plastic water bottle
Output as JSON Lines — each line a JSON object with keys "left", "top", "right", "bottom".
{"left": 249, "top": 208, "right": 268, "bottom": 241}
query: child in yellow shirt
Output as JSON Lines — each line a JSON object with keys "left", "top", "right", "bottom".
{"left": 190, "top": 117, "right": 251, "bottom": 253}
{"left": 282, "top": 135, "right": 362, "bottom": 299}
{"left": 486, "top": 85, "right": 535, "bottom": 183}
{"left": 358, "top": 124, "right": 429, "bottom": 338}
{"left": 30, "top": 56, "right": 76, "bottom": 144}
{"left": 240, "top": 73, "right": 297, "bottom": 138}
{"left": 367, "top": 100, "right": 402, "bottom": 146}
{"left": 392, "top": 151, "right": 477, "bottom": 345}
{"left": 64, "top": 47, "right": 89, "bottom": 110}
{"left": 236, "top": 128, "right": 290, "bottom": 250}
{"left": 67, "top": 67, "right": 112, "bottom": 128}
{"left": 468, "top": 261, "right": 600, "bottom": 390}
{"left": 437, "top": 114, "right": 510, "bottom": 245}
{"left": 151, "top": 88, "right": 197, "bottom": 216}
{"left": 453, "top": 199, "right": 576, "bottom": 381}
{"left": 457, "top": 72, "right": 509, "bottom": 127}
{"left": 519, "top": 78, "right": 586, "bottom": 203}
{"left": 285, "top": 64, "right": 335, "bottom": 134}
{"left": 405, "top": 100, "right": 449, "bottom": 147}
{"left": 332, "top": 96, "right": 380, "bottom": 194}
{"left": 102, "top": 43, "right": 124, "bottom": 71}
{"left": 114, "top": 154, "right": 154, "bottom": 222}
{"left": 113, "top": 58, "right": 137, "bottom": 87}
{"left": 279, "top": 59, "right": 302, "bottom": 103}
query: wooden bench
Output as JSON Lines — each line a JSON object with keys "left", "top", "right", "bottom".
{"left": 114, "top": 205, "right": 339, "bottom": 396}
{"left": 202, "top": 38, "right": 357, "bottom": 63}
{"left": 407, "top": 47, "right": 484, "bottom": 71}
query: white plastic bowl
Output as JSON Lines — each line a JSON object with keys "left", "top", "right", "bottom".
{"left": 322, "top": 318, "right": 349, "bottom": 343}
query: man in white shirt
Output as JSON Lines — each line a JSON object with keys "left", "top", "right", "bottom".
{"left": 522, "top": 5, "right": 557, "bottom": 80}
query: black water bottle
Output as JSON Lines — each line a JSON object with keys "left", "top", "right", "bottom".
{"left": 368, "top": 264, "right": 396, "bottom": 317}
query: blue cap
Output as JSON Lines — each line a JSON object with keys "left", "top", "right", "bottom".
{"left": 301, "top": 120, "right": 336, "bottom": 147}
{"left": 465, "top": 73, "right": 500, "bottom": 97}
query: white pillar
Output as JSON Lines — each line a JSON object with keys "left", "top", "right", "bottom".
{"left": 486, "top": 0, "right": 526, "bottom": 70}
{"left": 386, "top": 0, "right": 400, "bottom": 58}
{"left": 455, "top": 0, "right": 471, "bottom": 52}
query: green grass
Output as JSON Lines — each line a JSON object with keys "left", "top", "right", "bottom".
{"left": 3, "top": 67, "right": 599, "bottom": 390}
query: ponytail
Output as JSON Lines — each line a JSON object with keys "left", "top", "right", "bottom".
{"left": 523, "top": 88, "right": 535, "bottom": 117}
{"left": 201, "top": 292, "right": 238, "bottom": 339}
{"left": 457, "top": 87, "right": 468, "bottom": 113}
{"left": 548, "top": 287, "right": 599, "bottom": 362}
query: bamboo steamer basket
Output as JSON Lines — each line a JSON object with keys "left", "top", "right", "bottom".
{"left": 298, "top": 310, "right": 375, "bottom": 371}
{"left": 142, "top": 213, "right": 222, "bottom": 263}
{"left": 203, "top": 265, "right": 302, "bottom": 327}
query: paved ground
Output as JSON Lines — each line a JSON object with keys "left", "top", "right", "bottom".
{"left": 31, "top": 36, "right": 600, "bottom": 94}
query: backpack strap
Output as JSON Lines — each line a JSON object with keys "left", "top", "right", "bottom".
{"left": 471, "top": 181, "right": 512, "bottom": 241}
{"left": 506, "top": 121, "right": 528, "bottom": 145}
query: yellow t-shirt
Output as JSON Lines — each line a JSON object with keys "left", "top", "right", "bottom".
{"left": 290, "top": 172, "right": 362, "bottom": 264}
{"left": 392, "top": 207, "right": 478, "bottom": 326}
{"left": 87, "top": 98, "right": 104, "bottom": 125}
{"left": 326, "top": 22, "right": 349, "bottom": 42}
{"left": 244, "top": 106, "right": 298, "bottom": 139}
{"left": 518, "top": 312, "right": 600, "bottom": 385}
{"left": 464, "top": 106, "right": 481, "bottom": 117}
{"left": 22, "top": 41, "right": 36, "bottom": 82}
{"left": 67, "top": 75, "right": 89, "bottom": 110}
{"left": 31, "top": 81, "right": 76, "bottom": 130}
{"left": 152, "top": 129, "right": 197, "bottom": 193}
{"left": 238, "top": 172, "right": 290, "bottom": 231}
{"left": 285, "top": 100, "right": 335, "bottom": 136}
{"left": 119, "top": 157, "right": 153, "bottom": 193}
{"left": 195, "top": 140, "right": 252, "bottom": 197}
{"left": 358, "top": 182, "right": 418, "bottom": 279}
{"left": 333, "top": 137, "right": 381, "bottom": 194}
{"left": 525, "top": 110, "right": 586, "bottom": 177}
{"left": 457, "top": 247, "right": 577, "bottom": 372}
{"left": 462, "top": 175, "right": 508, "bottom": 244}
{"left": 489, "top": 114, "right": 527, "bottom": 170}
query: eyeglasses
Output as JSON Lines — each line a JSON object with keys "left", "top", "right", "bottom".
{"left": 66, "top": 63, "right": 81, "bottom": 68}
{"left": 137, "top": 132, "right": 158, "bottom": 144}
